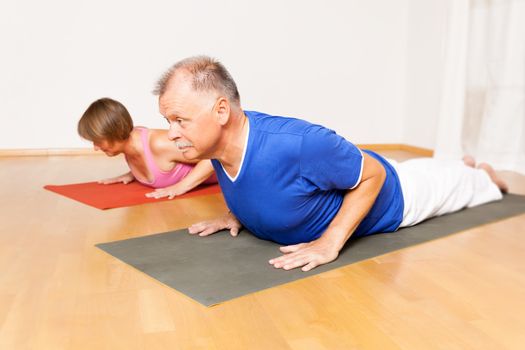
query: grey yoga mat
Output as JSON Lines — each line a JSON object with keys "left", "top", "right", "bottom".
{"left": 96, "top": 194, "right": 525, "bottom": 306}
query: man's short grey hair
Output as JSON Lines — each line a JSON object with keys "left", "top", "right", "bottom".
{"left": 154, "top": 55, "right": 241, "bottom": 105}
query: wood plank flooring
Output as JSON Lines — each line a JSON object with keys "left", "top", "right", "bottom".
{"left": 0, "top": 152, "right": 524, "bottom": 350}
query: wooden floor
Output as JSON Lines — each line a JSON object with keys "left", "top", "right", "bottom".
{"left": 1, "top": 151, "right": 524, "bottom": 350}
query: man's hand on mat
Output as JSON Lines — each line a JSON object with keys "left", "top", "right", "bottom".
{"left": 188, "top": 212, "right": 242, "bottom": 237}
{"left": 98, "top": 172, "right": 135, "bottom": 185}
{"left": 145, "top": 184, "right": 187, "bottom": 200}
{"left": 269, "top": 238, "right": 339, "bottom": 272}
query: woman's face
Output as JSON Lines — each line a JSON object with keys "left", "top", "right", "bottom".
{"left": 93, "top": 139, "right": 124, "bottom": 157}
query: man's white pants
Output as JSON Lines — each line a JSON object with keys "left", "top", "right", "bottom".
{"left": 388, "top": 158, "right": 503, "bottom": 228}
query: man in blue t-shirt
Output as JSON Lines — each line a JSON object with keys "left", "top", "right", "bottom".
{"left": 208, "top": 110, "right": 404, "bottom": 246}
{"left": 153, "top": 56, "right": 506, "bottom": 272}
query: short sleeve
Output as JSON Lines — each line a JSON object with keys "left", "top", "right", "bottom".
{"left": 300, "top": 126, "right": 363, "bottom": 191}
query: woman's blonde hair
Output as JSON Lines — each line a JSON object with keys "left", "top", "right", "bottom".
{"left": 78, "top": 98, "right": 134, "bottom": 143}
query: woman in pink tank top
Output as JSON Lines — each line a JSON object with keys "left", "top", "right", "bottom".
{"left": 77, "top": 98, "right": 217, "bottom": 199}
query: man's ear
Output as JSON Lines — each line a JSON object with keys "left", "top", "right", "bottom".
{"left": 215, "top": 97, "right": 230, "bottom": 126}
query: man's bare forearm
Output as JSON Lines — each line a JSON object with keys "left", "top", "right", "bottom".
{"left": 318, "top": 154, "right": 386, "bottom": 251}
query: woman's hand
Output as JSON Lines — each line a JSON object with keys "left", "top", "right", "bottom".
{"left": 145, "top": 184, "right": 188, "bottom": 199}
{"left": 98, "top": 172, "right": 135, "bottom": 185}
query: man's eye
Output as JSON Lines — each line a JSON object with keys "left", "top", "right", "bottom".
{"left": 176, "top": 118, "right": 183, "bottom": 124}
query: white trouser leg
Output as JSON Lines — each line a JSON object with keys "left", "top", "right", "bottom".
{"left": 387, "top": 158, "right": 503, "bottom": 228}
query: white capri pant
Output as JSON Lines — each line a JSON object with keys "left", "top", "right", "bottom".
{"left": 387, "top": 158, "right": 503, "bottom": 228}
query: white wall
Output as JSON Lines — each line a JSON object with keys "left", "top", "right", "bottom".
{"left": 0, "top": 0, "right": 409, "bottom": 149}
{"left": 402, "top": 0, "right": 449, "bottom": 150}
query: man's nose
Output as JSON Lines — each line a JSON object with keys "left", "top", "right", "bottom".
{"left": 168, "top": 124, "right": 182, "bottom": 140}
{"left": 93, "top": 144, "right": 100, "bottom": 151}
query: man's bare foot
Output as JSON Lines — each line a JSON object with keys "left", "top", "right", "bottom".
{"left": 477, "top": 162, "right": 509, "bottom": 193}
{"left": 462, "top": 155, "right": 476, "bottom": 168}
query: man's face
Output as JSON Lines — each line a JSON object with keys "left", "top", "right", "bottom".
{"left": 159, "top": 75, "right": 222, "bottom": 160}
{"left": 93, "top": 139, "right": 123, "bottom": 157}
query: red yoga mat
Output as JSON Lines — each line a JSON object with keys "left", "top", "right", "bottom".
{"left": 44, "top": 181, "right": 222, "bottom": 210}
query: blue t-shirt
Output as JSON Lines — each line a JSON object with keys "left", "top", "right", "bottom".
{"left": 211, "top": 111, "right": 404, "bottom": 245}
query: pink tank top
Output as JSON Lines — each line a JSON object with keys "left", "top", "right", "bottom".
{"left": 127, "top": 127, "right": 194, "bottom": 188}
